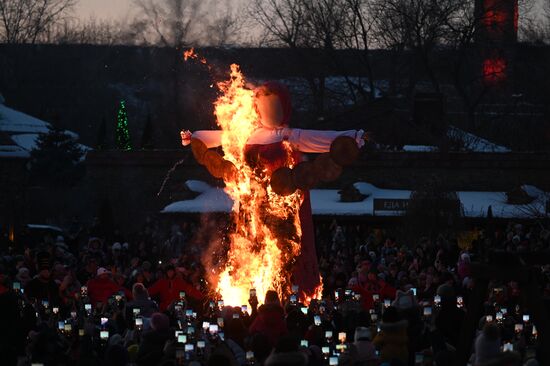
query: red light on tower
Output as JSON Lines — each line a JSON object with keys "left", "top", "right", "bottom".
{"left": 483, "top": 57, "right": 507, "bottom": 84}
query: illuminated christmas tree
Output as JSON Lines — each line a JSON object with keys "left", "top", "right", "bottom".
{"left": 115, "top": 100, "right": 132, "bottom": 150}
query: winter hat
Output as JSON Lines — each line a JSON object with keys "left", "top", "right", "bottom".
{"left": 392, "top": 289, "right": 418, "bottom": 310}
{"left": 354, "top": 326, "right": 372, "bottom": 341}
{"left": 36, "top": 251, "right": 51, "bottom": 271}
{"left": 436, "top": 283, "right": 455, "bottom": 302}
{"left": 122, "top": 242, "right": 129, "bottom": 250}
{"left": 97, "top": 267, "right": 111, "bottom": 276}
{"left": 254, "top": 82, "right": 292, "bottom": 127}
{"left": 16, "top": 267, "right": 31, "bottom": 282}
{"left": 112, "top": 242, "right": 122, "bottom": 251}
{"left": 382, "top": 306, "right": 402, "bottom": 323}
{"left": 150, "top": 312, "right": 170, "bottom": 331}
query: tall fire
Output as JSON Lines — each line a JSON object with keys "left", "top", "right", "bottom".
{"left": 214, "top": 64, "right": 306, "bottom": 306}
{"left": 184, "top": 50, "right": 306, "bottom": 306}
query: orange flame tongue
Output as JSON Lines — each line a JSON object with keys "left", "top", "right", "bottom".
{"left": 213, "top": 64, "right": 303, "bottom": 306}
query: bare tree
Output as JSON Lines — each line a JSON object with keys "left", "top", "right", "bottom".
{"left": 133, "top": 0, "right": 205, "bottom": 48}
{"left": 41, "top": 17, "right": 146, "bottom": 45}
{"left": 0, "top": 0, "right": 75, "bottom": 43}
{"left": 204, "top": 5, "right": 243, "bottom": 47}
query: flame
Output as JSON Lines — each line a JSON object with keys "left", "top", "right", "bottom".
{"left": 212, "top": 63, "right": 304, "bottom": 306}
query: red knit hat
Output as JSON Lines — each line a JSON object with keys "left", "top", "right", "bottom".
{"left": 255, "top": 81, "right": 292, "bottom": 126}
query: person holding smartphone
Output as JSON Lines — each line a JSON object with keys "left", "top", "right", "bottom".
{"left": 147, "top": 264, "right": 202, "bottom": 311}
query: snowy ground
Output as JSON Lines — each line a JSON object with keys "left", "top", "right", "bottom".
{"left": 162, "top": 181, "right": 548, "bottom": 219}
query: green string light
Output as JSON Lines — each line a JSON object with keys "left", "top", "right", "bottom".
{"left": 115, "top": 100, "right": 132, "bottom": 151}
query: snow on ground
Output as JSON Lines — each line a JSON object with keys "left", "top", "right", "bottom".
{"left": 402, "top": 145, "right": 438, "bottom": 152}
{"left": 162, "top": 181, "right": 547, "bottom": 218}
{"left": 447, "top": 126, "right": 510, "bottom": 153}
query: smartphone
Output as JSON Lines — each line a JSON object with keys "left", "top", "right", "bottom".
{"left": 219, "top": 332, "right": 225, "bottom": 341}
{"left": 101, "top": 317, "right": 108, "bottom": 326}
{"left": 411, "top": 288, "right": 417, "bottom": 296}
{"left": 197, "top": 340, "right": 206, "bottom": 349}
{"left": 354, "top": 293, "right": 361, "bottom": 301}
{"left": 133, "top": 308, "right": 140, "bottom": 315}
{"left": 345, "top": 289, "right": 352, "bottom": 297}
{"left": 300, "top": 339, "right": 309, "bottom": 347}
{"left": 241, "top": 305, "right": 248, "bottom": 313}
{"left": 175, "top": 330, "right": 183, "bottom": 338}
{"left": 423, "top": 307, "right": 432, "bottom": 316}
{"left": 71, "top": 311, "right": 77, "bottom": 319}
{"left": 233, "top": 313, "right": 240, "bottom": 319}
{"left": 325, "top": 330, "right": 333, "bottom": 339}
{"left": 187, "top": 326, "right": 195, "bottom": 334}
{"left": 178, "top": 334, "right": 187, "bottom": 343}
{"left": 415, "top": 352, "right": 424, "bottom": 364}
{"left": 314, "top": 315, "right": 321, "bottom": 326}
{"left": 334, "top": 290, "right": 339, "bottom": 301}
{"left": 503, "top": 342, "right": 513, "bottom": 352}
{"left": 501, "top": 307, "right": 508, "bottom": 315}
{"left": 290, "top": 294, "right": 297, "bottom": 304}
{"left": 78, "top": 329, "right": 85, "bottom": 337}
{"left": 486, "top": 315, "right": 493, "bottom": 322}
{"left": 185, "top": 309, "right": 193, "bottom": 317}
{"left": 185, "top": 344, "right": 194, "bottom": 352}
{"left": 384, "top": 299, "right": 391, "bottom": 308}
{"left": 12, "top": 282, "right": 20, "bottom": 290}
{"left": 58, "top": 321, "right": 64, "bottom": 330}
{"left": 300, "top": 307, "right": 308, "bottom": 315}
{"left": 246, "top": 351, "right": 254, "bottom": 361}
{"left": 292, "top": 284, "right": 299, "bottom": 293}
{"left": 64, "top": 323, "right": 72, "bottom": 332}
{"left": 434, "top": 295, "right": 441, "bottom": 305}
{"left": 523, "top": 314, "right": 530, "bottom": 322}
{"left": 209, "top": 301, "right": 215, "bottom": 308}
{"left": 53, "top": 307, "right": 59, "bottom": 314}
{"left": 496, "top": 312, "right": 503, "bottom": 321}
{"left": 209, "top": 324, "right": 219, "bottom": 334}
{"left": 100, "top": 330, "right": 109, "bottom": 340}
{"left": 338, "top": 332, "right": 346, "bottom": 343}
{"left": 372, "top": 294, "right": 379, "bottom": 301}
{"left": 135, "top": 317, "right": 143, "bottom": 329}
{"left": 329, "top": 357, "right": 338, "bottom": 365}
{"left": 371, "top": 313, "right": 378, "bottom": 321}
{"left": 322, "top": 346, "right": 330, "bottom": 355}
{"left": 179, "top": 291, "right": 185, "bottom": 300}
{"left": 456, "top": 296, "right": 464, "bottom": 308}
{"left": 217, "top": 317, "right": 224, "bottom": 327}
{"left": 515, "top": 323, "right": 523, "bottom": 332}
{"left": 42, "top": 300, "right": 49, "bottom": 308}
{"left": 218, "top": 300, "right": 224, "bottom": 308}
{"left": 81, "top": 286, "right": 87, "bottom": 295}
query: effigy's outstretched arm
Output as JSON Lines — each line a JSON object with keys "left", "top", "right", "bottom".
{"left": 180, "top": 130, "right": 223, "bottom": 148}
{"left": 287, "top": 128, "right": 365, "bottom": 153}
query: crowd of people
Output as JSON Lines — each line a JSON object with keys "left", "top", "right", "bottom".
{"left": 0, "top": 216, "right": 549, "bottom": 366}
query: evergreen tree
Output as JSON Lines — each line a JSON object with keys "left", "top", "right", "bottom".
{"left": 140, "top": 114, "right": 154, "bottom": 149}
{"left": 29, "top": 126, "right": 85, "bottom": 188}
{"left": 115, "top": 100, "right": 132, "bottom": 150}
{"left": 97, "top": 117, "right": 107, "bottom": 150}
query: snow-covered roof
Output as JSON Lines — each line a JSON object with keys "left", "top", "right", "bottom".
{"left": 0, "top": 101, "right": 90, "bottom": 158}
{"left": 163, "top": 181, "right": 548, "bottom": 219}
{"left": 0, "top": 103, "right": 50, "bottom": 134}
{"left": 447, "top": 126, "right": 510, "bottom": 153}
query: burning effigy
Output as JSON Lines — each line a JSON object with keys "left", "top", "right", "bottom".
{"left": 181, "top": 50, "right": 365, "bottom": 306}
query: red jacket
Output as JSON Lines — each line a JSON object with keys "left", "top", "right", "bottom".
{"left": 148, "top": 277, "right": 202, "bottom": 311}
{"left": 86, "top": 277, "right": 126, "bottom": 306}
{"left": 249, "top": 304, "right": 288, "bottom": 346}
